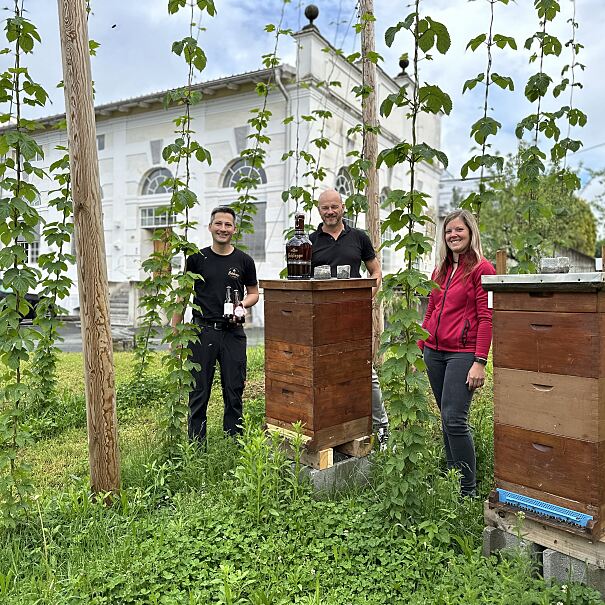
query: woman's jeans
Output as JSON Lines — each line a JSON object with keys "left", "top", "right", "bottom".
{"left": 423, "top": 347, "right": 476, "bottom": 495}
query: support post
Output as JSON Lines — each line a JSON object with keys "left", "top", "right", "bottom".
{"left": 496, "top": 249, "right": 507, "bottom": 275}
{"left": 360, "top": 0, "right": 383, "bottom": 364}
{"left": 57, "top": 0, "right": 120, "bottom": 494}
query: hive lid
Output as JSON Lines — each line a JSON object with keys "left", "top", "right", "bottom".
{"left": 482, "top": 272, "right": 605, "bottom": 292}
{"left": 260, "top": 278, "right": 376, "bottom": 290}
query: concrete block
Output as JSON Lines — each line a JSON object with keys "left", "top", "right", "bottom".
{"left": 543, "top": 549, "right": 605, "bottom": 596}
{"left": 482, "top": 526, "right": 543, "bottom": 563}
{"left": 302, "top": 453, "right": 373, "bottom": 493}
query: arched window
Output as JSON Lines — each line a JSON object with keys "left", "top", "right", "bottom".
{"left": 379, "top": 187, "right": 391, "bottom": 207}
{"left": 335, "top": 167, "right": 353, "bottom": 198}
{"left": 223, "top": 159, "right": 267, "bottom": 188}
{"left": 141, "top": 167, "right": 173, "bottom": 195}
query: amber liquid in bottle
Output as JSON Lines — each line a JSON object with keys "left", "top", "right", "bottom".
{"left": 286, "top": 212, "right": 312, "bottom": 280}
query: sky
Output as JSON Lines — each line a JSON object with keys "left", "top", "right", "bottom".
{"left": 8, "top": 0, "right": 605, "bottom": 216}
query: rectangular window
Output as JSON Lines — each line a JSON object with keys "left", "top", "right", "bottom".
{"left": 381, "top": 226, "right": 394, "bottom": 270}
{"left": 140, "top": 207, "right": 176, "bottom": 228}
{"left": 239, "top": 202, "right": 266, "bottom": 262}
{"left": 20, "top": 241, "right": 40, "bottom": 265}
{"left": 97, "top": 134, "right": 105, "bottom": 151}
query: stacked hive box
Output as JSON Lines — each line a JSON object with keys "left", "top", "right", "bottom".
{"left": 483, "top": 273, "right": 605, "bottom": 537}
{"left": 261, "top": 278, "right": 374, "bottom": 452}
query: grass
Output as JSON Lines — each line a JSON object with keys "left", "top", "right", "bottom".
{"left": 0, "top": 349, "right": 602, "bottom": 605}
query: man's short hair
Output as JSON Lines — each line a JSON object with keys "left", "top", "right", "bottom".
{"left": 210, "top": 206, "right": 236, "bottom": 223}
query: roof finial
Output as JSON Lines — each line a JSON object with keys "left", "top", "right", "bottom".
{"left": 303, "top": 4, "right": 319, "bottom": 30}
{"left": 398, "top": 54, "right": 410, "bottom": 76}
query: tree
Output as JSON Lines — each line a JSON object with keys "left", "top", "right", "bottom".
{"left": 480, "top": 154, "right": 596, "bottom": 261}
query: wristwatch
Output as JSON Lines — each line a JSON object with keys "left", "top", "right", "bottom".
{"left": 474, "top": 356, "right": 487, "bottom": 366}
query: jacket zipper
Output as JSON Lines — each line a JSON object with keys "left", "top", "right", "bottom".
{"left": 434, "top": 267, "right": 456, "bottom": 351}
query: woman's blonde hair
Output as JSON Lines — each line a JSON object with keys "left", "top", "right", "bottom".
{"left": 435, "top": 209, "right": 483, "bottom": 284}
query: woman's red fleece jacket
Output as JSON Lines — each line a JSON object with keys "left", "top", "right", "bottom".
{"left": 418, "top": 257, "right": 496, "bottom": 359}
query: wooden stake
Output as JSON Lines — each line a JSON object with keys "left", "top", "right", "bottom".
{"left": 496, "top": 249, "right": 507, "bottom": 275}
{"left": 360, "top": 0, "right": 383, "bottom": 364}
{"left": 57, "top": 0, "right": 120, "bottom": 494}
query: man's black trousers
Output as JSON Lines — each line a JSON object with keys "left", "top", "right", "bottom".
{"left": 188, "top": 324, "right": 247, "bottom": 441}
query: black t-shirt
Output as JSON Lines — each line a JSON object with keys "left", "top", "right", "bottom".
{"left": 186, "top": 246, "right": 257, "bottom": 321}
{"left": 309, "top": 223, "right": 376, "bottom": 278}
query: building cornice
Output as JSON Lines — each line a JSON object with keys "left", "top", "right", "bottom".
{"left": 1, "top": 65, "right": 297, "bottom": 132}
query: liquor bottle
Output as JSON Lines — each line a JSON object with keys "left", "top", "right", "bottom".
{"left": 223, "top": 285, "right": 234, "bottom": 320}
{"left": 233, "top": 289, "right": 246, "bottom": 324}
{"left": 286, "top": 211, "right": 312, "bottom": 280}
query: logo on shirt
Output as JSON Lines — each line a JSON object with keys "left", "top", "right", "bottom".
{"left": 227, "top": 267, "right": 241, "bottom": 280}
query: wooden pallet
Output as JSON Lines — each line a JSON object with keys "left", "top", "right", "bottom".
{"left": 266, "top": 423, "right": 372, "bottom": 470}
{"left": 485, "top": 502, "right": 605, "bottom": 568}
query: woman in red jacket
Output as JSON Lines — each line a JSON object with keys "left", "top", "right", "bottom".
{"left": 419, "top": 209, "right": 496, "bottom": 496}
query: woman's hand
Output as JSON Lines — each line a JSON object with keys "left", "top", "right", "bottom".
{"left": 466, "top": 362, "right": 486, "bottom": 391}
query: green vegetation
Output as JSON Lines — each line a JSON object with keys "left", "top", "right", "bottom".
{"left": 480, "top": 159, "right": 597, "bottom": 262}
{"left": 1, "top": 349, "right": 602, "bottom": 604}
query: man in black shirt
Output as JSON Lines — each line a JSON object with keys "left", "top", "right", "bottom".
{"left": 171, "top": 206, "right": 259, "bottom": 442}
{"left": 310, "top": 189, "right": 389, "bottom": 448}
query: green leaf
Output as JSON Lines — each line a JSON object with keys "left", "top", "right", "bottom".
{"left": 418, "top": 84, "right": 452, "bottom": 115}
{"left": 417, "top": 17, "right": 451, "bottom": 55}
{"left": 490, "top": 73, "right": 514, "bottom": 91}
{"left": 385, "top": 14, "right": 415, "bottom": 48}
{"left": 466, "top": 33, "right": 487, "bottom": 52}
{"left": 535, "top": 0, "right": 561, "bottom": 21}
{"left": 168, "top": 0, "right": 187, "bottom": 14}
{"left": 470, "top": 116, "right": 501, "bottom": 145}
{"left": 462, "top": 73, "right": 484, "bottom": 94}
{"left": 493, "top": 34, "right": 517, "bottom": 50}
{"left": 524, "top": 72, "right": 552, "bottom": 102}
{"left": 552, "top": 78, "right": 569, "bottom": 98}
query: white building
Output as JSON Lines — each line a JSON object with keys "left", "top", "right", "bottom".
{"left": 25, "top": 25, "right": 442, "bottom": 326}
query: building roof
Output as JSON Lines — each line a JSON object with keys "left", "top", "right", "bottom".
{"left": 19, "top": 65, "right": 297, "bottom": 130}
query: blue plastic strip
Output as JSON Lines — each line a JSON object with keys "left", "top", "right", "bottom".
{"left": 496, "top": 488, "right": 593, "bottom": 528}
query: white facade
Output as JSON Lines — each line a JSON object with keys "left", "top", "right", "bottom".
{"left": 26, "top": 27, "right": 442, "bottom": 326}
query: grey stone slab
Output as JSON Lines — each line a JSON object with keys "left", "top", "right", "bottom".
{"left": 482, "top": 526, "right": 543, "bottom": 564}
{"left": 543, "top": 548, "right": 605, "bottom": 596}
{"left": 302, "top": 454, "right": 373, "bottom": 493}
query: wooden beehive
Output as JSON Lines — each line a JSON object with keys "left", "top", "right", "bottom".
{"left": 260, "top": 278, "right": 374, "bottom": 452}
{"left": 483, "top": 273, "right": 605, "bottom": 537}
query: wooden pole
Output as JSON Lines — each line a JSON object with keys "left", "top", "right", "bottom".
{"left": 496, "top": 249, "right": 508, "bottom": 275}
{"left": 360, "top": 0, "right": 383, "bottom": 364}
{"left": 57, "top": 0, "right": 120, "bottom": 494}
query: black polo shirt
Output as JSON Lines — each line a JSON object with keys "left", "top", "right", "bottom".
{"left": 309, "top": 223, "right": 376, "bottom": 278}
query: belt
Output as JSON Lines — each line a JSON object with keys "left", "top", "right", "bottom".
{"left": 194, "top": 318, "right": 233, "bottom": 330}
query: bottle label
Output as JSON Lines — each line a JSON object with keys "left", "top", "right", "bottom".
{"left": 234, "top": 306, "right": 245, "bottom": 318}
{"left": 224, "top": 303, "right": 234, "bottom": 315}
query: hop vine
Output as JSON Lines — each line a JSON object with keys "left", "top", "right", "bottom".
{"left": 0, "top": 1, "right": 49, "bottom": 524}
{"left": 377, "top": 0, "right": 452, "bottom": 522}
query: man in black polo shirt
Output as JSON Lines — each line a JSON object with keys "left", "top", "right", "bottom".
{"left": 310, "top": 189, "right": 389, "bottom": 448}
{"left": 171, "top": 206, "right": 259, "bottom": 442}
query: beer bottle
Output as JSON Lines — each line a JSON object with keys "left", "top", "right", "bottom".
{"left": 286, "top": 211, "right": 312, "bottom": 279}
{"left": 233, "top": 289, "right": 246, "bottom": 324}
{"left": 223, "top": 285, "right": 234, "bottom": 320}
